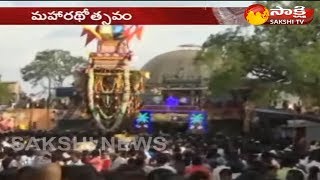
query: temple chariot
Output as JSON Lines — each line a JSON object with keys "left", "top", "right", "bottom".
{"left": 65, "top": 25, "right": 148, "bottom": 131}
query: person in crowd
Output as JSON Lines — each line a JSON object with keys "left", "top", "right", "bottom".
{"left": 225, "top": 151, "right": 245, "bottom": 174}
{"left": 51, "top": 150, "right": 65, "bottom": 166}
{"left": 152, "top": 153, "right": 177, "bottom": 173}
{"left": 277, "top": 152, "right": 299, "bottom": 180}
{"left": 212, "top": 166, "right": 232, "bottom": 180}
{"left": 33, "top": 151, "right": 52, "bottom": 167}
{"left": 261, "top": 151, "right": 281, "bottom": 169}
{"left": 20, "top": 149, "right": 36, "bottom": 167}
{"left": 134, "top": 153, "right": 154, "bottom": 174}
{"left": 307, "top": 166, "right": 319, "bottom": 180}
{"left": 101, "top": 150, "right": 112, "bottom": 171}
{"left": 206, "top": 147, "right": 223, "bottom": 169}
{"left": 89, "top": 150, "right": 104, "bottom": 172}
{"left": 67, "top": 151, "right": 84, "bottom": 166}
{"left": 184, "top": 155, "right": 211, "bottom": 177}
{"left": 306, "top": 149, "right": 320, "bottom": 173}
{"left": 0, "top": 152, "right": 5, "bottom": 172}
{"left": 81, "top": 150, "right": 92, "bottom": 164}
{"left": 148, "top": 168, "right": 178, "bottom": 180}
{"left": 171, "top": 152, "right": 185, "bottom": 175}
{"left": 0, "top": 157, "right": 18, "bottom": 180}
{"left": 0, "top": 130, "right": 319, "bottom": 180}
{"left": 188, "top": 171, "right": 210, "bottom": 180}
{"left": 294, "top": 128, "right": 309, "bottom": 157}
{"left": 286, "top": 169, "right": 305, "bottom": 180}
{"left": 309, "top": 141, "right": 319, "bottom": 151}
{"left": 109, "top": 151, "right": 127, "bottom": 171}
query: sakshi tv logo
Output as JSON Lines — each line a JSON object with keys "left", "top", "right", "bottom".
{"left": 244, "top": 4, "right": 314, "bottom": 25}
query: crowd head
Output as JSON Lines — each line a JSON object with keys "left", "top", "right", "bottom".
{"left": 0, "top": 131, "right": 318, "bottom": 180}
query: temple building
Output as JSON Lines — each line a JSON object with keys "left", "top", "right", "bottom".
{"left": 140, "top": 45, "right": 243, "bottom": 131}
{"left": 141, "top": 45, "right": 209, "bottom": 107}
{"left": 142, "top": 45, "right": 210, "bottom": 87}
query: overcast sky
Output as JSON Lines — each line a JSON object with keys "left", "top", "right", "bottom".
{"left": 0, "top": 1, "right": 253, "bottom": 93}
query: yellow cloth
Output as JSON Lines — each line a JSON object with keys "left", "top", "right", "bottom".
{"left": 19, "top": 124, "right": 28, "bottom": 130}
{"left": 99, "top": 26, "right": 113, "bottom": 39}
{"left": 114, "top": 134, "right": 135, "bottom": 142}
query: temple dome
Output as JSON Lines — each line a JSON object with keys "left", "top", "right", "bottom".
{"left": 141, "top": 47, "right": 210, "bottom": 84}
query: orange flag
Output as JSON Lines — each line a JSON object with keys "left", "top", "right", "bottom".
{"left": 124, "top": 25, "right": 144, "bottom": 42}
{"left": 136, "top": 26, "right": 144, "bottom": 40}
{"left": 81, "top": 25, "right": 143, "bottom": 45}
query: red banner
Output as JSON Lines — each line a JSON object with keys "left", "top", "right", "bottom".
{"left": 0, "top": 7, "right": 314, "bottom": 25}
{"left": 0, "top": 7, "right": 222, "bottom": 25}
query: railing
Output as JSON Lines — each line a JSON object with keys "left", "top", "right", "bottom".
{"left": 141, "top": 105, "right": 200, "bottom": 113}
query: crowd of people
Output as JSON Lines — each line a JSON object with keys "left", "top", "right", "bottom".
{"left": 0, "top": 132, "right": 318, "bottom": 180}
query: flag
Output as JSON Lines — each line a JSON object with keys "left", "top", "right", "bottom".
{"left": 81, "top": 25, "right": 102, "bottom": 46}
{"left": 81, "top": 29, "right": 86, "bottom": 36}
{"left": 81, "top": 25, "right": 144, "bottom": 46}
{"left": 135, "top": 26, "right": 144, "bottom": 40}
{"left": 124, "top": 25, "right": 144, "bottom": 42}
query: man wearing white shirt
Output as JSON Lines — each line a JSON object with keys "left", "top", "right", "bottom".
{"left": 110, "top": 152, "right": 127, "bottom": 170}
{"left": 20, "top": 150, "right": 36, "bottom": 167}
{"left": 67, "top": 151, "right": 84, "bottom": 166}
{"left": 33, "top": 152, "right": 51, "bottom": 168}
{"left": 19, "top": 155, "right": 35, "bottom": 167}
{"left": 306, "top": 160, "right": 320, "bottom": 173}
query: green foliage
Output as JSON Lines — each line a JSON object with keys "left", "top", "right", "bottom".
{"left": 21, "top": 49, "right": 87, "bottom": 88}
{"left": 197, "top": 1, "right": 320, "bottom": 106}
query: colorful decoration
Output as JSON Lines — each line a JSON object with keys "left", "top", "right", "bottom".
{"left": 165, "top": 96, "right": 179, "bottom": 107}
{"left": 112, "top": 25, "right": 125, "bottom": 39}
{"left": 123, "top": 25, "right": 143, "bottom": 42}
{"left": 134, "top": 111, "right": 153, "bottom": 133}
{"left": 191, "top": 113, "right": 205, "bottom": 124}
{"left": 82, "top": 25, "right": 146, "bottom": 131}
{"left": 136, "top": 112, "right": 150, "bottom": 124}
{"left": 188, "top": 111, "right": 208, "bottom": 133}
{"left": 81, "top": 25, "right": 144, "bottom": 45}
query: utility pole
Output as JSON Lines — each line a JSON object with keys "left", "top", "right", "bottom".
{"left": 46, "top": 77, "right": 52, "bottom": 129}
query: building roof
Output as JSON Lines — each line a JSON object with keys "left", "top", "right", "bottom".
{"left": 141, "top": 49, "right": 210, "bottom": 85}
{"left": 255, "top": 108, "right": 320, "bottom": 124}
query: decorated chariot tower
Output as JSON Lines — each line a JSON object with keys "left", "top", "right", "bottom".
{"left": 81, "top": 25, "right": 147, "bottom": 131}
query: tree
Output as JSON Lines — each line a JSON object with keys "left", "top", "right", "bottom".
{"left": 197, "top": 1, "right": 320, "bottom": 106}
{"left": 21, "top": 49, "right": 87, "bottom": 103}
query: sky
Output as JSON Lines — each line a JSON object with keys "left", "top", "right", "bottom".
{"left": 0, "top": 1, "right": 253, "bottom": 94}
